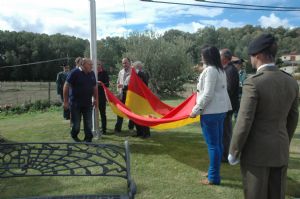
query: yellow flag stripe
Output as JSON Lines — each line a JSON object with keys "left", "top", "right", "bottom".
{"left": 151, "top": 116, "right": 200, "bottom": 130}
{"left": 126, "top": 90, "right": 162, "bottom": 118}
{"left": 108, "top": 102, "right": 128, "bottom": 118}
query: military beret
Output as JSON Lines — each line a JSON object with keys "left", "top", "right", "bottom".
{"left": 248, "top": 33, "right": 275, "bottom": 55}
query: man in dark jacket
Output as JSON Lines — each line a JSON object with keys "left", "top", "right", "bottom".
{"left": 220, "top": 49, "right": 239, "bottom": 162}
{"left": 56, "top": 64, "right": 70, "bottom": 119}
{"left": 97, "top": 61, "right": 109, "bottom": 135}
{"left": 132, "top": 61, "right": 151, "bottom": 138}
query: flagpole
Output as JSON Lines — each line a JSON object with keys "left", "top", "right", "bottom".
{"left": 89, "top": 0, "right": 100, "bottom": 139}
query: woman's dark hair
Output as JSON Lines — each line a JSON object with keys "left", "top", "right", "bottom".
{"left": 201, "top": 46, "right": 223, "bottom": 71}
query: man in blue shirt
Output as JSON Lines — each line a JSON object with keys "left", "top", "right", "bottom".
{"left": 63, "top": 58, "right": 98, "bottom": 142}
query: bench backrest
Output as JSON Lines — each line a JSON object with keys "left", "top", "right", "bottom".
{"left": 0, "top": 141, "right": 136, "bottom": 198}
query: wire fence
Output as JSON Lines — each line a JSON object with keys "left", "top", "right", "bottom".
{"left": 0, "top": 81, "right": 60, "bottom": 107}
{"left": 1, "top": 77, "right": 299, "bottom": 108}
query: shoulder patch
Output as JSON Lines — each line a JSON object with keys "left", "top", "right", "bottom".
{"left": 280, "top": 70, "right": 292, "bottom": 77}
{"left": 251, "top": 72, "right": 263, "bottom": 78}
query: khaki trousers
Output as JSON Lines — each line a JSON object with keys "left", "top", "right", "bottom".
{"left": 240, "top": 162, "right": 287, "bottom": 199}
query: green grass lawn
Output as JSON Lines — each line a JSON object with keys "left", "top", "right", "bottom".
{"left": 0, "top": 101, "right": 299, "bottom": 199}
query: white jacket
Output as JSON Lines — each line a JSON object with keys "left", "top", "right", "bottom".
{"left": 116, "top": 68, "right": 131, "bottom": 94}
{"left": 192, "top": 65, "right": 232, "bottom": 115}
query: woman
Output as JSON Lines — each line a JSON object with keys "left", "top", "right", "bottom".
{"left": 190, "top": 46, "right": 232, "bottom": 185}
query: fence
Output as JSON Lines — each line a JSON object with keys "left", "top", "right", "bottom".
{"left": 0, "top": 81, "right": 59, "bottom": 107}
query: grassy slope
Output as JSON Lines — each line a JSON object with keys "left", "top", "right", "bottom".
{"left": 0, "top": 102, "right": 299, "bottom": 199}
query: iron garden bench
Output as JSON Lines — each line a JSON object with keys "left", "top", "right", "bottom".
{"left": 0, "top": 141, "right": 136, "bottom": 199}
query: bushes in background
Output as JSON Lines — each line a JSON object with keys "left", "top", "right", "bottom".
{"left": 0, "top": 100, "right": 61, "bottom": 115}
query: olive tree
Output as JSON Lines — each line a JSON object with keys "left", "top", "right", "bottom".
{"left": 124, "top": 31, "right": 194, "bottom": 96}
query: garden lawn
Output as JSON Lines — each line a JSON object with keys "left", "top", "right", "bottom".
{"left": 0, "top": 101, "right": 299, "bottom": 199}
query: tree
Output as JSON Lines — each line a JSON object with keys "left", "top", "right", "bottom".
{"left": 124, "top": 32, "right": 194, "bottom": 95}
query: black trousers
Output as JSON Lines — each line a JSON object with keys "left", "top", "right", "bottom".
{"left": 115, "top": 114, "right": 134, "bottom": 131}
{"left": 222, "top": 111, "right": 233, "bottom": 161}
{"left": 136, "top": 124, "right": 150, "bottom": 137}
{"left": 114, "top": 89, "right": 139, "bottom": 132}
{"left": 241, "top": 162, "right": 287, "bottom": 199}
{"left": 98, "top": 97, "right": 107, "bottom": 133}
{"left": 115, "top": 90, "right": 127, "bottom": 132}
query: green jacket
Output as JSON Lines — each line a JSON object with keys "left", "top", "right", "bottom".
{"left": 229, "top": 65, "right": 299, "bottom": 166}
{"left": 56, "top": 71, "right": 68, "bottom": 96}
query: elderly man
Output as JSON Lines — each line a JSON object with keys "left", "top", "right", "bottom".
{"left": 220, "top": 48, "right": 239, "bottom": 162}
{"left": 114, "top": 57, "right": 132, "bottom": 133}
{"left": 229, "top": 33, "right": 299, "bottom": 199}
{"left": 132, "top": 61, "right": 150, "bottom": 138}
{"left": 63, "top": 58, "right": 98, "bottom": 142}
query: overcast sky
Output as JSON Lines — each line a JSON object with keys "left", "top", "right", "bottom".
{"left": 1, "top": 0, "right": 300, "bottom": 39}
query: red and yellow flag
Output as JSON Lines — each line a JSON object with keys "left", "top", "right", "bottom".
{"left": 100, "top": 69, "right": 200, "bottom": 130}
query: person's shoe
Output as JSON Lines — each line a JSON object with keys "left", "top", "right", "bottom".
{"left": 200, "top": 179, "right": 219, "bottom": 185}
{"left": 142, "top": 134, "right": 150, "bottom": 139}
{"left": 83, "top": 139, "right": 92, "bottom": 143}
{"left": 129, "top": 129, "right": 135, "bottom": 133}
{"left": 132, "top": 134, "right": 142, "bottom": 137}
{"left": 114, "top": 128, "right": 121, "bottom": 133}
{"left": 72, "top": 136, "right": 81, "bottom": 142}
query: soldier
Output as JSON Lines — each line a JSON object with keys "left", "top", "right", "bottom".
{"left": 229, "top": 33, "right": 299, "bottom": 199}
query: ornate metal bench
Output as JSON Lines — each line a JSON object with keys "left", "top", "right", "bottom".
{"left": 0, "top": 141, "right": 136, "bottom": 199}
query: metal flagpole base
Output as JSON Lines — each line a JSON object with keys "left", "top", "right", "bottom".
{"left": 92, "top": 129, "right": 101, "bottom": 140}
{"left": 92, "top": 105, "right": 101, "bottom": 140}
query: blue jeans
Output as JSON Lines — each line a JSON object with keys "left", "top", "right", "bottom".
{"left": 70, "top": 104, "right": 93, "bottom": 141}
{"left": 201, "top": 112, "right": 226, "bottom": 184}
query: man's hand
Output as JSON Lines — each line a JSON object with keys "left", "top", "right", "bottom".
{"left": 93, "top": 100, "right": 98, "bottom": 108}
{"left": 228, "top": 154, "right": 240, "bottom": 165}
{"left": 63, "top": 101, "right": 69, "bottom": 110}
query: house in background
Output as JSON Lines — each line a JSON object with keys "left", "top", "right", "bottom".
{"left": 280, "top": 52, "right": 300, "bottom": 66}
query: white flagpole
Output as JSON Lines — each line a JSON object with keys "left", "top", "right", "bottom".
{"left": 89, "top": 0, "right": 100, "bottom": 139}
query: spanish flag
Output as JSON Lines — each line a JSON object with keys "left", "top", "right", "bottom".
{"left": 101, "top": 69, "right": 200, "bottom": 130}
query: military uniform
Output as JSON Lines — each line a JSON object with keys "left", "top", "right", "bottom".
{"left": 229, "top": 34, "right": 299, "bottom": 199}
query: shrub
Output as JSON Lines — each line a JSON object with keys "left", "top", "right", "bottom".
{"left": 0, "top": 100, "right": 59, "bottom": 115}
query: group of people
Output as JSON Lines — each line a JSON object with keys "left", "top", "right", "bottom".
{"left": 55, "top": 32, "right": 298, "bottom": 199}
{"left": 114, "top": 57, "right": 151, "bottom": 138}
{"left": 56, "top": 56, "right": 151, "bottom": 142}
{"left": 190, "top": 33, "right": 298, "bottom": 199}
